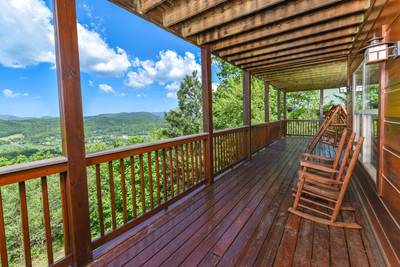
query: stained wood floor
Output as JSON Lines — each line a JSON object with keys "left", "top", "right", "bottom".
{"left": 91, "top": 137, "right": 386, "bottom": 267}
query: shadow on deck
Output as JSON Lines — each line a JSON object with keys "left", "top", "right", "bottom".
{"left": 91, "top": 137, "right": 385, "bottom": 267}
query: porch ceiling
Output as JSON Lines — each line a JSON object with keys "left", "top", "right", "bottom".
{"left": 110, "top": 0, "right": 369, "bottom": 92}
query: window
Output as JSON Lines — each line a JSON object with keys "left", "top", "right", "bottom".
{"left": 352, "top": 61, "right": 379, "bottom": 180}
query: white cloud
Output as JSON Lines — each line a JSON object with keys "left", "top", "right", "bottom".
{"left": 0, "top": 0, "right": 55, "bottom": 68}
{"left": 77, "top": 24, "right": 131, "bottom": 76}
{"left": 99, "top": 84, "right": 114, "bottom": 93}
{"left": 126, "top": 50, "right": 201, "bottom": 89}
{"left": 98, "top": 84, "right": 125, "bottom": 97}
{"left": 165, "top": 81, "right": 180, "bottom": 99}
{"left": 212, "top": 82, "right": 220, "bottom": 92}
{"left": 2, "top": 89, "right": 29, "bottom": 98}
{"left": 0, "top": 0, "right": 131, "bottom": 76}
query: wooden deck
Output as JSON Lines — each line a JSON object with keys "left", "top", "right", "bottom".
{"left": 91, "top": 137, "right": 385, "bottom": 267}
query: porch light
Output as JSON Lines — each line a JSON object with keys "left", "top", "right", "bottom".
{"left": 339, "top": 86, "right": 348, "bottom": 93}
{"left": 362, "top": 34, "right": 400, "bottom": 64}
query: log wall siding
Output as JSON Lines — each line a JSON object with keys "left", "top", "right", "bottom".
{"left": 349, "top": 2, "right": 400, "bottom": 265}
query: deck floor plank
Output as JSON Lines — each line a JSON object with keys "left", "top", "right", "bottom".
{"left": 89, "top": 138, "right": 386, "bottom": 267}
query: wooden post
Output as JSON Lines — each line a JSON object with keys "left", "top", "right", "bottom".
{"left": 283, "top": 92, "right": 287, "bottom": 120}
{"left": 201, "top": 46, "right": 213, "bottom": 184}
{"left": 283, "top": 92, "right": 287, "bottom": 136}
{"left": 320, "top": 89, "right": 324, "bottom": 120}
{"left": 264, "top": 81, "right": 270, "bottom": 122}
{"left": 346, "top": 55, "right": 354, "bottom": 131}
{"left": 277, "top": 89, "right": 281, "bottom": 121}
{"left": 53, "top": 0, "right": 92, "bottom": 265}
{"left": 243, "top": 70, "right": 252, "bottom": 160}
{"left": 377, "top": 25, "right": 388, "bottom": 196}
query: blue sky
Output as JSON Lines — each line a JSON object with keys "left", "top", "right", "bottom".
{"left": 0, "top": 0, "right": 218, "bottom": 117}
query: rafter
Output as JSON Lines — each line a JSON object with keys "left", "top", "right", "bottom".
{"left": 180, "top": 0, "right": 286, "bottom": 37}
{"left": 195, "top": 0, "right": 367, "bottom": 44}
{"left": 242, "top": 47, "right": 349, "bottom": 69}
{"left": 139, "top": 0, "right": 168, "bottom": 13}
{"left": 225, "top": 27, "right": 357, "bottom": 61}
{"left": 234, "top": 38, "right": 353, "bottom": 65}
{"left": 163, "top": 0, "right": 229, "bottom": 27}
{"left": 250, "top": 55, "right": 348, "bottom": 72}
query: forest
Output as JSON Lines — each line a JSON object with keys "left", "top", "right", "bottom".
{"left": 0, "top": 58, "right": 343, "bottom": 266}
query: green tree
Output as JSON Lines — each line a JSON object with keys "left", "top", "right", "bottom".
{"left": 162, "top": 71, "right": 203, "bottom": 137}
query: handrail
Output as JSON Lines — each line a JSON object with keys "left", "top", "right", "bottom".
{"left": 86, "top": 133, "right": 208, "bottom": 165}
{"left": 0, "top": 157, "right": 67, "bottom": 186}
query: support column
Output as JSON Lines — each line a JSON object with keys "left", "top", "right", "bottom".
{"left": 53, "top": 0, "right": 92, "bottom": 265}
{"left": 283, "top": 92, "right": 287, "bottom": 136}
{"left": 243, "top": 71, "right": 252, "bottom": 160}
{"left": 264, "top": 81, "right": 270, "bottom": 122}
{"left": 277, "top": 89, "right": 281, "bottom": 121}
{"left": 283, "top": 92, "right": 287, "bottom": 120}
{"left": 320, "top": 89, "right": 324, "bottom": 120}
{"left": 201, "top": 46, "right": 213, "bottom": 184}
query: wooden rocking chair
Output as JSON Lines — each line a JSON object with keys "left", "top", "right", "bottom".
{"left": 302, "top": 128, "right": 349, "bottom": 172}
{"left": 289, "top": 136, "right": 364, "bottom": 229}
{"left": 307, "top": 105, "right": 347, "bottom": 153}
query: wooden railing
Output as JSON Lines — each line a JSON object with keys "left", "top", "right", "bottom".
{"left": 250, "top": 121, "right": 283, "bottom": 153}
{"left": 213, "top": 126, "right": 248, "bottom": 175}
{"left": 85, "top": 133, "right": 208, "bottom": 249}
{"left": 0, "top": 158, "right": 71, "bottom": 267}
{"left": 285, "top": 119, "right": 321, "bottom": 136}
{"left": 0, "top": 123, "right": 288, "bottom": 266}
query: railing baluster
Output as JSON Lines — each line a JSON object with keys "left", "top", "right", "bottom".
{"left": 169, "top": 148, "right": 174, "bottom": 197}
{"left": 95, "top": 165, "right": 105, "bottom": 236}
{"left": 190, "top": 142, "right": 195, "bottom": 186}
{"left": 41, "top": 176, "right": 54, "bottom": 265}
{"left": 0, "top": 188, "right": 8, "bottom": 267}
{"left": 139, "top": 154, "right": 146, "bottom": 214}
{"left": 147, "top": 153, "right": 154, "bottom": 209}
{"left": 155, "top": 150, "right": 161, "bottom": 205}
{"left": 119, "top": 159, "right": 128, "bottom": 223}
{"left": 59, "top": 173, "right": 70, "bottom": 255}
{"left": 185, "top": 144, "right": 190, "bottom": 186}
{"left": 194, "top": 142, "right": 199, "bottom": 184}
{"left": 199, "top": 141, "right": 204, "bottom": 180}
{"left": 162, "top": 149, "right": 168, "bottom": 202}
{"left": 180, "top": 145, "right": 186, "bottom": 191}
{"left": 108, "top": 162, "right": 117, "bottom": 229}
{"left": 130, "top": 156, "right": 137, "bottom": 218}
{"left": 19, "top": 181, "right": 31, "bottom": 266}
{"left": 174, "top": 146, "right": 180, "bottom": 194}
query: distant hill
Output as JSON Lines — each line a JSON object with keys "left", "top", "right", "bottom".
{"left": 0, "top": 112, "right": 166, "bottom": 140}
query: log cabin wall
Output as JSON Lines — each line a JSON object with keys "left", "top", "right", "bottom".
{"left": 349, "top": 0, "right": 400, "bottom": 265}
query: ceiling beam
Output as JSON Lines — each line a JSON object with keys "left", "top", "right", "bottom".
{"left": 234, "top": 38, "right": 353, "bottom": 65}
{"left": 163, "top": 0, "right": 229, "bottom": 27}
{"left": 259, "top": 61, "right": 346, "bottom": 76}
{"left": 242, "top": 47, "right": 349, "bottom": 69}
{"left": 255, "top": 59, "right": 347, "bottom": 74}
{"left": 195, "top": 0, "right": 368, "bottom": 44}
{"left": 205, "top": 3, "right": 365, "bottom": 48}
{"left": 225, "top": 27, "right": 357, "bottom": 61}
{"left": 180, "top": 0, "right": 287, "bottom": 37}
{"left": 250, "top": 55, "right": 348, "bottom": 72}
{"left": 140, "top": 0, "right": 167, "bottom": 13}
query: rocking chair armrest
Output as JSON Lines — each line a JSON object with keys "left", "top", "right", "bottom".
{"left": 300, "top": 160, "right": 338, "bottom": 173}
{"left": 302, "top": 153, "right": 334, "bottom": 161}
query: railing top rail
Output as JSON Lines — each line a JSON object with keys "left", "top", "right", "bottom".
{"left": 285, "top": 119, "right": 321, "bottom": 121}
{"left": 213, "top": 126, "right": 248, "bottom": 135}
{"left": 0, "top": 157, "right": 68, "bottom": 186}
{"left": 86, "top": 132, "right": 208, "bottom": 165}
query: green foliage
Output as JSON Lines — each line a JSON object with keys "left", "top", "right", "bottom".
{"left": 286, "top": 91, "right": 320, "bottom": 119}
{"left": 162, "top": 71, "right": 203, "bottom": 137}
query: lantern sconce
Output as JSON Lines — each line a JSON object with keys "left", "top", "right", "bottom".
{"left": 361, "top": 34, "right": 400, "bottom": 64}
{"left": 339, "top": 86, "right": 348, "bottom": 93}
